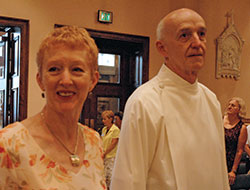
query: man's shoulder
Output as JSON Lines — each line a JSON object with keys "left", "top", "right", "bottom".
{"left": 198, "top": 82, "right": 217, "bottom": 98}
{"left": 124, "top": 77, "right": 164, "bottom": 117}
{"left": 197, "top": 82, "right": 221, "bottom": 108}
{"left": 130, "top": 76, "right": 160, "bottom": 100}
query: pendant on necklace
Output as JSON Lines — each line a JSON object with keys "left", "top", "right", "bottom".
{"left": 70, "top": 154, "right": 80, "bottom": 167}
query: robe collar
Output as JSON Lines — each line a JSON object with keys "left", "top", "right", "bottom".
{"left": 157, "top": 64, "right": 199, "bottom": 93}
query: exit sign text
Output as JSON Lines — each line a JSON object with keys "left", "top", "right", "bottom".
{"left": 98, "top": 10, "right": 113, "bottom": 23}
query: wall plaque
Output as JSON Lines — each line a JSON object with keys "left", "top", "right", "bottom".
{"left": 215, "top": 10, "right": 244, "bottom": 80}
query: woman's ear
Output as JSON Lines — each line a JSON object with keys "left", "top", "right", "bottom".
{"left": 88, "top": 71, "right": 99, "bottom": 92}
{"left": 36, "top": 72, "right": 45, "bottom": 91}
{"left": 156, "top": 40, "right": 168, "bottom": 58}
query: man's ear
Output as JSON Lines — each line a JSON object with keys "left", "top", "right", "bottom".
{"left": 156, "top": 40, "right": 168, "bottom": 58}
{"left": 88, "top": 71, "right": 99, "bottom": 92}
{"left": 36, "top": 72, "right": 45, "bottom": 91}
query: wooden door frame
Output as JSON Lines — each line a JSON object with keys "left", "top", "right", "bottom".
{"left": 86, "top": 28, "right": 149, "bottom": 84}
{"left": 85, "top": 29, "right": 149, "bottom": 130}
{"left": 0, "top": 16, "right": 29, "bottom": 121}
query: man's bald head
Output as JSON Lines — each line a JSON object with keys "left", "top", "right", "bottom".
{"left": 155, "top": 8, "right": 207, "bottom": 84}
{"left": 156, "top": 8, "right": 205, "bottom": 41}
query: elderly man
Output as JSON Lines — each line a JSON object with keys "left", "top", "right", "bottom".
{"left": 111, "top": 8, "right": 229, "bottom": 190}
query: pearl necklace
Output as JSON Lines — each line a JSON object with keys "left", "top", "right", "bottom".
{"left": 41, "top": 112, "right": 81, "bottom": 167}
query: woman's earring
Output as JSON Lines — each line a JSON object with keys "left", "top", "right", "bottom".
{"left": 88, "top": 91, "right": 93, "bottom": 97}
{"left": 41, "top": 92, "right": 45, "bottom": 98}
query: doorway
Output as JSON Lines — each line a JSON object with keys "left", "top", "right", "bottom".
{"left": 0, "top": 17, "right": 29, "bottom": 128}
{"left": 81, "top": 29, "right": 149, "bottom": 132}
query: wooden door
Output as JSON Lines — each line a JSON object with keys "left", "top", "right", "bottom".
{"left": 0, "top": 29, "right": 7, "bottom": 127}
{"left": 0, "top": 17, "right": 29, "bottom": 128}
{"left": 80, "top": 29, "right": 149, "bottom": 133}
{"left": 0, "top": 28, "right": 21, "bottom": 127}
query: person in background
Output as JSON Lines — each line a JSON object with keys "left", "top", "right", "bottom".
{"left": 224, "top": 97, "right": 247, "bottom": 186}
{"left": 114, "top": 111, "right": 123, "bottom": 129}
{"left": 244, "top": 124, "right": 250, "bottom": 174}
{"left": 111, "top": 8, "right": 229, "bottom": 190}
{"left": 101, "top": 110, "right": 120, "bottom": 189}
{"left": 0, "top": 26, "right": 106, "bottom": 189}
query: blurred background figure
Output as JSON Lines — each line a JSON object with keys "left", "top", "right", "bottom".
{"left": 114, "top": 111, "right": 123, "bottom": 129}
{"left": 224, "top": 97, "right": 247, "bottom": 186}
{"left": 101, "top": 110, "right": 120, "bottom": 189}
{"left": 244, "top": 124, "right": 250, "bottom": 174}
{"left": 0, "top": 26, "right": 106, "bottom": 189}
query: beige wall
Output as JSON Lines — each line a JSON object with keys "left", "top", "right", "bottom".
{"left": 1, "top": 0, "right": 249, "bottom": 118}
{"left": 197, "top": 0, "right": 250, "bottom": 117}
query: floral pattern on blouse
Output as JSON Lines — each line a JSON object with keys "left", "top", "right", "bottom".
{"left": 0, "top": 122, "right": 106, "bottom": 190}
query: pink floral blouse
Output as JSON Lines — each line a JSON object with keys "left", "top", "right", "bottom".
{"left": 0, "top": 122, "right": 106, "bottom": 190}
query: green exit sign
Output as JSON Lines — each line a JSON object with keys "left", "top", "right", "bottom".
{"left": 98, "top": 10, "right": 113, "bottom": 23}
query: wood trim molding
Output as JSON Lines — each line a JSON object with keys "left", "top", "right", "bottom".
{"left": 242, "top": 118, "right": 250, "bottom": 125}
{"left": 0, "top": 16, "right": 29, "bottom": 121}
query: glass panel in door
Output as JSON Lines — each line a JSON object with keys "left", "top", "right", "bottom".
{"left": 0, "top": 90, "right": 4, "bottom": 129}
{"left": 0, "top": 33, "right": 6, "bottom": 128}
{"left": 98, "top": 53, "right": 120, "bottom": 84}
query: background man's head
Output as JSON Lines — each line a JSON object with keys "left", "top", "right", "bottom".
{"left": 114, "top": 111, "right": 123, "bottom": 129}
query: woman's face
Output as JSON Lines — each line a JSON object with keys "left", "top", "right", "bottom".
{"left": 226, "top": 99, "right": 240, "bottom": 117}
{"left": 37, "top": 44, "right": 98, "bottom": 114}
{"left": 102, "top": 115, "right": 113, "bottom": 127}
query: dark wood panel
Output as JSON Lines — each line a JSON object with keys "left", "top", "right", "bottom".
{"left": 243, "top": 118, "right": 250, "bottom": 125}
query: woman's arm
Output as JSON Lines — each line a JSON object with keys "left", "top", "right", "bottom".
{"left": 229, "top": 124, "right": 247, "bottom": 185}
{"left": 103, "top": 138, "right": 119, "bottom": 158}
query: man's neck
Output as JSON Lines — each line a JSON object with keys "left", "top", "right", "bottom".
{"left": 164, "top": 62, "right": 198, "bottom": 84}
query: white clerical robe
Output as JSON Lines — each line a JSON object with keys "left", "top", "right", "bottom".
{"left": 111, "top": 64, "right": 229, "bottom": 190}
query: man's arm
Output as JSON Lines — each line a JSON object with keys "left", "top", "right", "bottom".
{"left": 110, "top": 98, "right": 157, "bottom": 190}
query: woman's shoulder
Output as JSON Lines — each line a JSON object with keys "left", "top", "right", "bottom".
{"left": 0, "top": 122, "right": 29, "bottom": 153}
{"left": 0, "top": 122, "right": 26, "bottom": 138}
{"left": 79, "top": 123, "right": 101, "bottom": 140}
{"left": 111, "top": 124, "right": 119, "bottom": 131}
{"left": 240, "top": 123, "right": 247, "bottom": 131}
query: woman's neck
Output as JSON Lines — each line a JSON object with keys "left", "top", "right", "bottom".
{"left": 226, "top": 114, "right": 240, "bottom": 125}
{"left": 42, "top": 106, "right": 79, "bottom": 139}
{"left": 106, "top": 123, "right": 113, "bottom": 129}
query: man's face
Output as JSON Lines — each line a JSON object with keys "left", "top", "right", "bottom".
{"left": 159, "top": 10, "right": 207, "bottom": 83}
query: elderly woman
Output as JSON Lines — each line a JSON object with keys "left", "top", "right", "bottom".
{"left": 0, "top": 26, "right": 106, "bottom": 189}
{"left": 101, "top": 110, "right": 120, "bottom": 189}
{"left": 224, "top": 97, "right": 247, "bottom": 186}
